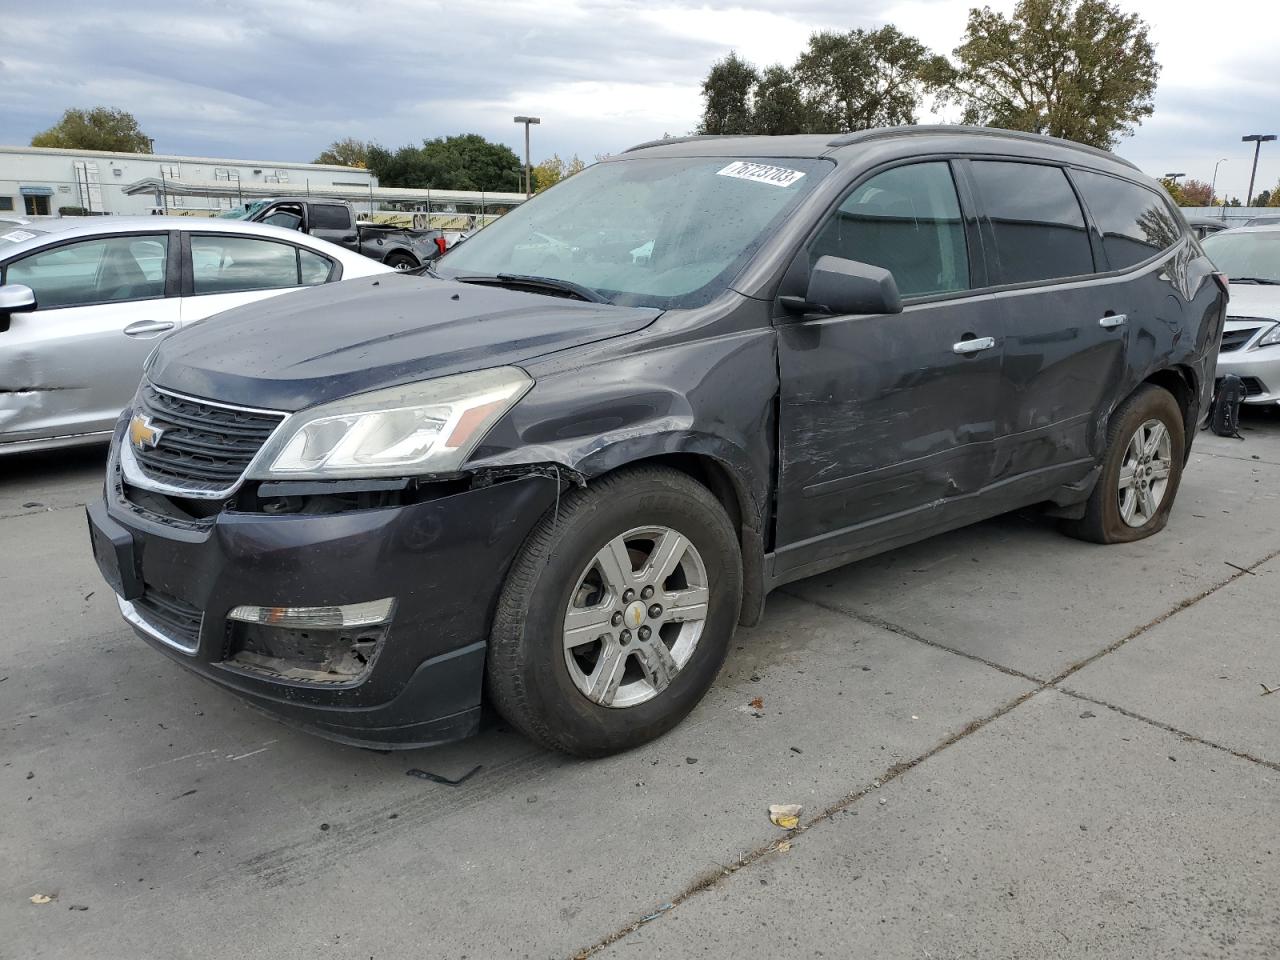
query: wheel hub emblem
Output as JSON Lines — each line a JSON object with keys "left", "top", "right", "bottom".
{"left": 624, "top": 601, "right": 647, "bottom": 630}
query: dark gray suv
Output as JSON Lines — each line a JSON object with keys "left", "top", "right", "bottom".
{"left": 87, "top": 126, "right": 1227, "bottom": 756}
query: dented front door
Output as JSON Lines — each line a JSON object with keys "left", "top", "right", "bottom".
{"left": 772, "top": 297, "right": 1005, "bottom": 572}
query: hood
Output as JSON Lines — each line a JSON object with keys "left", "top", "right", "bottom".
{"left": 149, "top": 274, "right": 660, "bottom": 411}
{"left": 1224, "top": 283, "right": 1280, "bottom": 324}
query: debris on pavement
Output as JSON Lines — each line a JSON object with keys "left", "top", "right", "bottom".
{"left": 790, "top": 746, "right": 803, "bottom": 754}
{"left": 685, "top": 757, "right": 697, "bottom": 764}
{"left": 777, "top": 840, "right": 792, "bottom": 853}
{"left": 749, "top": 696, "right": 764, "bottom": 710}
{"left": 769, "top": 803, "right": 802, "bottom": 829}
{"left": 1260, "top": 682, "right": 1278, "bottom": 697}
{"left": 639, "top": 903, "right": 673, "bottom": 923}
{"left": 29, "top": 894, "right": 55, "bottom": 904}
{"left": 1080, "top": 711, "right": 1097, "bottom": 718}
{"left": 406, "top": 765, "right": 482, "bottom": 786}
{"left": 68, "top": 904, "right": 89, "bottom": 911}
{"left": 1224, "top": 561, "right": 1256, "bottom": 576}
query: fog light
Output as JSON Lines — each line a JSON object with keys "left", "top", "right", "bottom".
{"left": 227, "top": 598, "right": 395, "bottom": 629}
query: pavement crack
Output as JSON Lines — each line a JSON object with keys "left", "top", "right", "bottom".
{"left": 1056, "top": 687, "right": 1280, "bottom": 772}
{"left": 1045, "top": 544, "right": 1280, "bottom": 688}
{"left": 778, "top": 589, "right": 1044, "bottom": 685}
{"left": 568, "top": 685, "right": 1044, "bottom": 959}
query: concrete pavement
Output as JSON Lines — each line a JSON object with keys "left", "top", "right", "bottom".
{"left": 2, "top": 416, "right": 1279, "bottom": 959}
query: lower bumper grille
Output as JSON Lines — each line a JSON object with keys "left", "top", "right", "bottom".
{"left": 123, "top": 586, "right": 204, "bottom": 654}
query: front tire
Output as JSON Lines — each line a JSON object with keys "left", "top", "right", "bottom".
{"left": 1062, "top": 384, "right": 1185, "bottom": 544}
{"left": 486, "top": 466, "right": 743, "bottom": 757}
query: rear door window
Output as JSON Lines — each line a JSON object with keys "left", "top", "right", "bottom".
{"left": 191, "top": 235, "right": 303, "bottom": 294}
{"left": 970, "top": 161, "right": 1094, "bottom": 285}
{"left": 809, "top": 161, "right": 970, "bottom": 298}
{"left": 309, "top": 204, "right": 350, "bottom": 230}
{"left": 1072, "top": 170, "right": 1183, "bottom": 269}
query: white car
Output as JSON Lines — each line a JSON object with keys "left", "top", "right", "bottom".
{"left": 1204, "top": 225, "right": 1280, "bottom": 402}
{"left": 0, "top": 217, "right": 392, "bottom": 455}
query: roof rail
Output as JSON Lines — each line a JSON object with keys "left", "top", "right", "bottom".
{"left": 825, "top": 125, "right": 1138, "bottom": 171}
{"left": 623, "top": 134, "right": 751, "bottom": 153}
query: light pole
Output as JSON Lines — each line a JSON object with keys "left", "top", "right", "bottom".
{"left": 513, "top": 115, "right": 540, "bottom": 198}
{"left": 1242, "top": 134, "right": 1276, "bottom": 206}
{"left": 1210, "top": 158, "right": 1228, "bottom": 208}
{"left": 1164, "top": 172, "right": 1186, "bottom": 184}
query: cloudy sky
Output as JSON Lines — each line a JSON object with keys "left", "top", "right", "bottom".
{"left": 3, "top": 0, "right": 1277, "bottom": 200}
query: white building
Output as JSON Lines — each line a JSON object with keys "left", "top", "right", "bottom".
{"left": 0, "top": 145, "right": 526, "bottom": 229}
{"left": 0, "top": 145, "right": 375, "bottom": 217}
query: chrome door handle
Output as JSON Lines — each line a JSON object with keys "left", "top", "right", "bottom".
{"left": 124, "top": 319, "right": 175, "bottom": 336}
{"left": 1099, "top": 314, "right": 1128, "bottom": 329}
{"left": 952, "top": 336, "right": 996, "bottom": 355}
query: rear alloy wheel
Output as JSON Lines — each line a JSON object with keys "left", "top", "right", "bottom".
{"left": 486, "top": 466, "right": 742, "bottom": 757}
{"left": 385, "top": 252, "right": 417, "bottom": 271}
{"left": 1062, "top": 384, "right": 1185, "bottom": 544}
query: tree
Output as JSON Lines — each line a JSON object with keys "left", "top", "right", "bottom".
{"left": 1159, "top": 177, "right": 1185, "bottom": 206}
{"left": 937, "top": 0, "right": 1159, "bottom": 148}
{"left": 365, "top": 134, "right": 523, "bottom": 192}
{"left": 794, "top": 26, "right": 949, "bottom": 131}
{"left": 1179, "top": 179, "right": 1213, "bottom": 206}
{"left": 751, "top": 66, "right": 811, "bottom": 135}
{"left": 531, "top": 153, "right": 587, "bottom": 192}
{"left": 31, "top": 107, "right": 153, "bottom": 153}
{"left": 314, "top": 137, "right": 369, "bottom": 167}
{"left": 696, "top": 52, "right": 758, "bottom": 135}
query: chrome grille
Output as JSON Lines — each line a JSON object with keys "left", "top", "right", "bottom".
{"left": 1220, "top": 327, "right": 1260, "bottom": 353}
{"left": 127, "top": 384, "right": 285, "bottom": 491}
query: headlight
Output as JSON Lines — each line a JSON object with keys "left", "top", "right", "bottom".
{"left": 1257, "top": 324, "right": 1280, "bottom": 347}
{"left": 250, "top": 367, "right": 531, "bottom": 480}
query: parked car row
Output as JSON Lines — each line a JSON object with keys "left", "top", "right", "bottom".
{"left": 73, "top": 126, "right": 1228, "bottom": 759}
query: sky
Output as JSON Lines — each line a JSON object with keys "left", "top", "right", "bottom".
{"left": 2, "top": 0, "right": 1277, "bottom": 202}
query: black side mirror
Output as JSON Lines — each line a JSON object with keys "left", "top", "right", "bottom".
{"left": 782, "top": 256, "right": 903, "bottom": 318}
{"left": 0, "top": 283, "right": 37, "bottom": 333}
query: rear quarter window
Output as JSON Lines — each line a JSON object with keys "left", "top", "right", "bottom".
{"left": 1072, "top": 169, "right": 1184, "bottom": 270}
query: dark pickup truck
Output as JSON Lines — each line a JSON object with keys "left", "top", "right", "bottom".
{"left": 218, "top": 197, "right": 446, "bottom": 271}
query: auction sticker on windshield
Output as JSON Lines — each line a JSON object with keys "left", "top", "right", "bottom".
{"left": 2, "top": 230, "right": 37, "bottom": 243}
{"left": 716, "top": 161, "right": 806, "bottom": 188}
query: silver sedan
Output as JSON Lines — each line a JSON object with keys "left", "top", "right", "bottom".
{"left": 1205, "top": 225, "right": 1280, "bottom": 403}
{"left": 0, "top": 217, "right": 392, "bottom": 455}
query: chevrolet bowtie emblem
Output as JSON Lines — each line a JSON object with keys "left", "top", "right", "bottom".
{"left": 128, "top": 414, "right": 165, "bottom": 451}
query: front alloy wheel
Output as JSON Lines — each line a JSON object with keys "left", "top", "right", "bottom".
{"left": 486, "top": 466, "right": 742, "bottom": 757}
{"left": 563, "top": 526, "right": 709, "bottom": 709}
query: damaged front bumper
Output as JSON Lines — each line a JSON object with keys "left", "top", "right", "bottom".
{"left": 88, "top": 442, "right": 560, "bottom": 748}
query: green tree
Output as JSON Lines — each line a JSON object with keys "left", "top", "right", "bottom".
{"left": 31, "top": 107, "right": 153, "bottom": 153}
{"left": 314, "top": 137, "right": 369, "bottom": 167}
{"left": 366, "top": 134, "right": 523, "bottom": 192}
{"left": 696, "top": 52, "right": 758, "bottom": 135}
{"left": 937, "top": 0, "right": 1159, "bottom": 148}
{"left": 794, "top": 26, "right": 949, "bottom": 131}
{"left": 531, "top": 153, "right": 587, "bottom": 192}
{"left": 751, "top": 66, "right": 811, "bottom": 135}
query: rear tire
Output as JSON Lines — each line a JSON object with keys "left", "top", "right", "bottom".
{"left": 385, "top": 252, "right": 417, "bottom": 271}
{"left": 486, "top": 466, "right": 742, "bottom": 757}
{"left": 1061, "top": 384, "right": 1185, "bottom": 544}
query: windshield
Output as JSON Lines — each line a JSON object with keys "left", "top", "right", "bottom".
{"left": 436, "top": 156, "right": 832, "bottom": 308}
{"left": 217, "top": 200, "right": 270, "bottom": 220}
{"left": 1202, "top": 230, "right": 1280, "bottom": 284}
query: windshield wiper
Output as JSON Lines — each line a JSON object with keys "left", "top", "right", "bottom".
{"left": 1227, "top": 276, "right": 1280, "bottom": 285}
{"left": 455, "top": 273, "right": 611, "bottom": 304}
